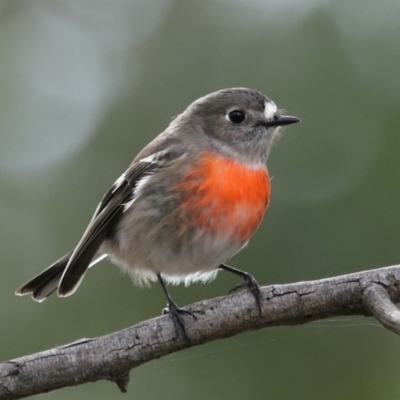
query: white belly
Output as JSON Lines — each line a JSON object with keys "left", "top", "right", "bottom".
{"left": 101, "top": 227, "right": 247, "bottom": 287}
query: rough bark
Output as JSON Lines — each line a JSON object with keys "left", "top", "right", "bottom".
{"left": 1, "top": 265, "right": 400, "bottom": 399}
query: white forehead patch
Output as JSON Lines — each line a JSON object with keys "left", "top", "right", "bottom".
{"left": 264, "top": 101, "right": 277, "bottom": 120}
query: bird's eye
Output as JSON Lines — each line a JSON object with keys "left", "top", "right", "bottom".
{"left": 226, "top": 110, "right": 245, "bottom": 124}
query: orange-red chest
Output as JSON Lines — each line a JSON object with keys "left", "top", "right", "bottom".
{"left": 177, "top": 152, "right": 271, "bottom": 242}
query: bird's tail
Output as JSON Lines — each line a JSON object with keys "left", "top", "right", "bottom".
{"left": 15, "top": 252, "right": 73, "bottom": 302}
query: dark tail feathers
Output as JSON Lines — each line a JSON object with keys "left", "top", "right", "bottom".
{"left": 15, "top": 252, "right": 72, "bottom": 302}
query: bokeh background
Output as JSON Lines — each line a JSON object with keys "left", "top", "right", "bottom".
{"left": 1, "top": 0, "right": 400, "bottom": 399}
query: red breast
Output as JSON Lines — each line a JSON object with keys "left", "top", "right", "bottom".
{"left": 176, "top": 151, "right": 270, "bottom": 242}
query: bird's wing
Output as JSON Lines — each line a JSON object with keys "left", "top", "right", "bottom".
{"left": 58, "top": 149, "right": 180, "bottom": 297}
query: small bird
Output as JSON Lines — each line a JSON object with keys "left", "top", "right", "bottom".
{"left": 16, "top": 88, "right": 299, "bottom": 339}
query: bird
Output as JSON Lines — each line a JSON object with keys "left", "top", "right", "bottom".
{"left": 16, "top": 87, "right": 300, "bottom": 340}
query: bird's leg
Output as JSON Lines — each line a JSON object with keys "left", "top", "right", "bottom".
{"left": 219, "top": 264, "right": 263, "bottom": 315}
{"left": 157, "top": 273, "right": 196, "bottom": 342}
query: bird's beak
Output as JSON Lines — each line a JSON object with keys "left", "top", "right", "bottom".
{"left": 264, "top": 114, "right": 301, "bottom": 128}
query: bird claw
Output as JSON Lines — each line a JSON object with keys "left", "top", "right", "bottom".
{"left": 228, "top": 273, "right": 263, "bottom": 315}
{"left": 162, "top": 300, "right": 197, "bottom": 342}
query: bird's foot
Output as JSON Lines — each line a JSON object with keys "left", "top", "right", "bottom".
{"left": 162, "top": 300, "right": 197, "bottom": 342}
{"left": 220, "top": 264, "right": 263, "bottom": 315}
{"left": 227, "top": 273, "right": 263, "bottom": 315}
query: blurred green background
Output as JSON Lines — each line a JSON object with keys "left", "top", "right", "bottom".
{"left": 1, "top": 0, "right": 400, "bottom": 399}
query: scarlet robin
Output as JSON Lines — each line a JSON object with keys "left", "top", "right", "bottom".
{"left": 16, "top": 88, "right": 300, "bottom": 339}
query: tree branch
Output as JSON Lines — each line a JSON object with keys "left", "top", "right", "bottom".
{"left": 2, "top": 264, "right": 400, "bottom": 399}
